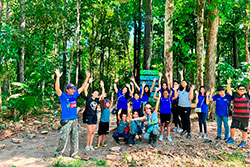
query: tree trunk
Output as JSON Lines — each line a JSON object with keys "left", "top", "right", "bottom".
{"left": 196, "top": 0, "right": 206, "bottom": 89}
{"left": 143, "top": 0, "right": 152, "bottom": 70}
{"left": 245, "top": 0, "right": 249, "bottom": 63}
{"left": 0, "top": 0, "right": 4, "bottom": 27}
{"left": 0, "top": 80, "right": 2, "bottom": 114}
{"left": 62, "top": 0, "right": 68, "bottom": 90}
{"left": 18, "top": 0, "right": 25, "bottom": 83}
{"left": 136, "top": 0, "right": 142, "bottom": 83}
{"left": 232, "top": 35, "right": 238, "bottom": 69}
{"left": 204, "top": 0, "right": 219, "bottom": 120}
{"left": 164, "top": 0, "right": 174, "bottom": 74}
{"left": 75, "top": 0, "right": 81, "bottom": 87}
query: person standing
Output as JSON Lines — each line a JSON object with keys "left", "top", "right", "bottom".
{"left": 54, "top": 69, "right": 89, "bottom": 157}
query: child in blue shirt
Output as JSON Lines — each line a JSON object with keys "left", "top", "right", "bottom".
{"left": 95, "top": 92, "right": 114, "bottom": 150}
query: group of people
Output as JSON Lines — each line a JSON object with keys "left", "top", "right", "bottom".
{"left": 54, "top": 69, "right": 250, "bottom": 157}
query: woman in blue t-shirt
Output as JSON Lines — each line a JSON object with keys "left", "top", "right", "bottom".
{"left": 114, "top": 79, "right": 132, "bottom": 125}
{"left": 195, "top": 86, "right": 210, "bottom": 139}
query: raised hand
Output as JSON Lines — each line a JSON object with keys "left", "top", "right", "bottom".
{"left": 142, "top": 82, "right": 146, "bottom": 88}
{"left": 195, "top": 90, "right": 199, "bottom": 95}
{"left": 126, "top": 83, "right": 130, "bottom": 88}
{"left": 55, "top": 69, "right": 63, "bottom": 77}
{"left": 179, "top": 70, "right": 183, "bottom": 75}
{"left": 85, "top": 71, "right": 90, "bottom": 78}
{"left": 155, "top": 87, "right": 160, "bottom": 92}
{"left": 158, "top": 91, "right": 162, "bottom": 98}
{"left": 114, "top": 78, "right": 119, "bottom": 83}
{"left": 227, "top": 77, "right": 232, "bottom": 84}
{"left": 153, "top": 78, "right": 157, "bottom": 82}
{"left": 130, "top": 77, "right": 135, "bottom": 82}
{"left": 206, "top": 91, "right": 210, "bottom": 96}
{"left": 100, "top": 80, "right": 104, "bottom": 87}
{"left": 130, "top": 82, "right": 133, "bottom": 86}
{"left": 89, "top": 77, "right": 93, "bottom": 83}
{"left": 159, "top": 72, "right": 162, "bottom": 77}
{"left": 191, "top": 85, "right": 195, "bottom": 90}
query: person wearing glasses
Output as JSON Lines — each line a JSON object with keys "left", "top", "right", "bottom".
{"left": 226, "top": 78, "right": 250, "bottom": 147}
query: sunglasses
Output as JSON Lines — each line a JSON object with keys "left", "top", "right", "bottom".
{"left": 239, "top": 88, "right": 246, "bottom": 91}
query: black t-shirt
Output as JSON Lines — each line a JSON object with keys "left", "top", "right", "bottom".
{"left": 84, "top": 95, "right": 99, "bottom": 116}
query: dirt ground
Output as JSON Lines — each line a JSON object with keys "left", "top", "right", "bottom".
{"left": 0, "top": 110, "right": 250, "bottom": 167}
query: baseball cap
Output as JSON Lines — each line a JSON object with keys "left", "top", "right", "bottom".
{"left": 66, "top": 83, "right": 76, "bottom": 89}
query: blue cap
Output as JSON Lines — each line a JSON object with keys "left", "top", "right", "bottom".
{"left": 105, "top": 99, "right": 110, "bottom": 103}
{"left": 66, "top": 83, "right": 76, "bottom": 89}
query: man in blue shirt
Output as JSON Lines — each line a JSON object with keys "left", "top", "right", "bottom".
{"left": 54, "top": 69, "right": 90, "bottom": 157}
{"left": 209, "top": 79, "right": 233, "bottom": 141}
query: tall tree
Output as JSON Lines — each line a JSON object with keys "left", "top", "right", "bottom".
{"left": 205, "top": 0, "right": 219, "bottom": 119}
{"left": 62, "top": 0, "right": 68, "bottom": 90}
{"left": 195, "top": 0, "right": 206, "bottom": 88}
{"left": 75, "top": 0, "right": 81, "bottom": 87}
{"left": 17, "top": 0, "right": 25, "bottom": 83}
{"left": 143, "top": 0, "right": 152, "bottom": 70}
{"left": 164, "top": 0, "right": 174, "bottom": 74}
{"left": 245, "top": 0, "right": 250, "bottom": 62}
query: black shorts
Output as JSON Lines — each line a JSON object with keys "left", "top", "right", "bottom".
{"left": 160, "top": 113, "right": 171, "bottom": 124}
{"left": 83, "top": 114, "right": 97, "bottom": 125}
{"left": 231, "top": 118, "right": 249, "bottom": 132}
{"left": 98, "top": 121, "right": 109, "bottom": 135}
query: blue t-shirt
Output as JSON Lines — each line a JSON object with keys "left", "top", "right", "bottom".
{"left": 140, "top": 89, "right": 151, "bottom": 102}
{"left": 100, "top": 108, "right": 110, "bottom": 122}
{"left": 59, "top": 90, "right": 80, "bottom": 120}
{"left": 213, "top": 93, "right": 233, "bottom": 116}
{"left": 117, "top": 90, "right": 128, "bottom": 110}
{"left": 160, "top": 97, "right": 172, "bottom": 114}
{"left": 117, "top": 121, "right": 129, "bottom": 133}
{"left": 130, "top": 120, "right": 140, "bottom": 134}
{"left": 132, "top": 98, "right": 142, "bottom": 110}
{"left": 197, "top": 95, "right": 208, "bottom": 113}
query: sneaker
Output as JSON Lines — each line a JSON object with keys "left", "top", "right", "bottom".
{"left": 223, "top": 137, "right": 229, "bottom": 140}
{"left": 226, "top": 137, "right": 234, "bottom": 144}
{"left": 215, "top": 136, "right": 221, "bottom": 140}
{"left": 167, "top": 136, "right": 173, "bottom": 142}
{"left": 89, "top": 146, "right": 95, "bottom": 151}
{"left": 203, "top": 133, "right": 208, "bottom": 139}
{"left": 199, "top": 133, "right": 203, "bottom": 139}
{"left": 70, "top": 151, "right": 78, "bottom": 157}
{"left": 54, "top": 152, "right": 62, "bottom": 158}
{"left": 102, "top": 144, "right": 107, "bottom": 147}
{"left": 173, "top": 127, "right": 177, "bottom": 132}
{"left": 177, "top": 128, "right": 183, "bottom": 133}
{"left": 85, "top": 146, "right": 90, "bottom": 151}
{"left": 186, "top": 133, "right": 191, "bottom": 139}
{"left": 180, "top": 130, "right": 187, "bottom": 136}
{"left": 238, "top": 141, "right": 246, "bottom": 148}
{"left": 94, "top": 145, "right": 100, "bottom": 150}
{"left": 159, "top": 135, "right": 163, "bottom": 141}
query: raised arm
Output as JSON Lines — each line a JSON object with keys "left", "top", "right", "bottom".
{"left": 209, "top": 87, "right": 215, "bottom": 101}
{"left": 130, "top": 77, "right": 140, "bottom": 91}
{"left": 227, "top": 78, "right": 232, "bottom": 96}
{"left": 169, "top": 71, "right": 173, "bottom": 88}
{"left": 153, "top": 87, "right": 160, "bottom": 100}
{"left": 189, "top": 85, "right": 195, "bottom": 101}
{"left": 110, "top": 92, "right": 114, "bottom": 109}
{"left": 140, "top": 82, "right": 146, "bottom": 98}
{"left": 179, "top": 70, "right": 184, "bottom": 81}
{"left": 206, "top": 91, "right": 210, "bottom": 105}
{"left": 158, "top": 72, "right": 162, "bottom": 90}
{"left": 83, "top": 77, "right": 93, "bottom": 97}
{"left": 165, "top": 72, "right": 171, "bottom": 90}
{"left": 78, "top": 71, "right": 90, "bottom": 94}
{"left": 155, "top": 91, "right": 161, "bottom": 114}
{"left": 150, "top": 78, "right": 156, "bottom": 93}
{"left": 130, "top": 82, "right": 134, "bottom": 95}
{"left": 126, "top": 83, "right": 133, "bottom": 97}
{"left": 114, "top": 79, "right": 119, "bottom": 93}
{"left": 100, "top": 80, "right": 105, "bottom": 100}
{"left": 55, "top": 69, "right": 63, "bottom": 96}
{"left": 127, "top": 101, "right": 132, "bottom": 118}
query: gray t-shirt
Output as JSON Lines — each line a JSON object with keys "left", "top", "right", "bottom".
{"left": 178, "top": 90, "right": 191, "bottom": 107}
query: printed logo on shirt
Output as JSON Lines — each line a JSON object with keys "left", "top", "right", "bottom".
{"left": 67, "top": 98, "right": 77, "bottom": 108}
{"left": 90, "top": 101, "right": 98, "bottom": 111}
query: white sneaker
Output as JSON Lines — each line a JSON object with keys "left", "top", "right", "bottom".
{"left": 177, "top": 128, "right": 183, "bottom": 133}
{"left": 89, "top": 146, "right": 95, "bottom": 151}
{"left": 199, "top": 133, "right": 203, "bottom": 139}
{"left": 165, "top": 127, "right": 167, "bottom": 131}
{"left": 159, "top": 135, "right": 163, "bottom": 141}
{"left": 204, "top": 133, "right": 208, "bottom": 139}
{"left": 85, "top": 146, "right": 90, "bottom": 151}
{"left": 167, "top": 136, "right": 173, "bottom": 142}
{"left": 173, "top": 127, "right": 177, "bottom": 132}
